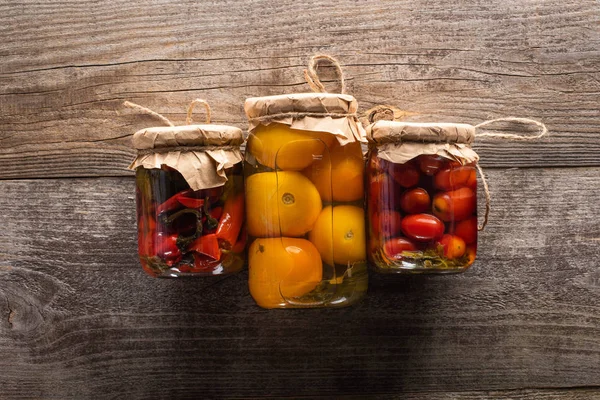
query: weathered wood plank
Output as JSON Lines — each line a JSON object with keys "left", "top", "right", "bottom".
{"left": 0, "top": 168, "right": 598, "bottom": 398}
{"left": 1, "top": 0, "right": 599, "bottom": 179}
{"left": 318, "top": 389, "right": 600, "bottom": 400}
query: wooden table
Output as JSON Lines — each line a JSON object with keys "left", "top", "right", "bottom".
{"left": 1, "top": 1, "right": 599, "bottom": 398}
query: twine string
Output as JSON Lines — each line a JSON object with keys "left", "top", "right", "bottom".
{"left": 474, "top": 117, "right": 546, "bottom": 231}
{"left": 303, "top": 54, "right": 346, "bottom": 94}
{"left": 248, "top": 111, "right": 357, "bottom": 124}
{"left": 123, "top": 101, "right": 174, "bottom": 127}
{"left": 475, "top": 117, "right": 547, "bottom": 140}
{"left": 137, "top": 145, "right": 239, "bottom": 155}
{"left": 475, "top": 163, "right": 490, "bottom": 231}
{"left": 186, "top": 98, "right": 212, "bottom": 125}
{"left": 473, "top": 117, "right": 547, "bottom": 231}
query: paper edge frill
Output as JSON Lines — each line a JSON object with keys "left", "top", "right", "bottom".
{"left": 376, "top": 142, "right": 479, "bottom": 165}
{"left": 129, "top": 149, "right": 243, "bottom": 191}
{"left": 366, "top": 120, "right": 479, "bottom": 164}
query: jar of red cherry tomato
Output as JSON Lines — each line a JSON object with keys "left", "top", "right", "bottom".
{"left": 366, "top": 121, "right": 480, "bottom": 274}
{"left": 129, "top": 102, "right": 245, "bottom": 278}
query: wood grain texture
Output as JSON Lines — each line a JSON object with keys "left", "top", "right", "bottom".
{"left": 0, "top": 168, "right": 599, "bottom": 398}
{"left": 1, "top": 0, "right": 599, "bottom": 179}
{"left": 319, "top": 390, "right": 600, "bottom": 400}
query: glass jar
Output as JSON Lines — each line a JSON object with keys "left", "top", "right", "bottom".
{"left": 130, "top": 124, "right": 245, "bottom": 278}
{"left": 243, "top": 93, "right": 368, "bottom": 308}
{"left": 366, "top": 121, "right": 480, "bottom": 274}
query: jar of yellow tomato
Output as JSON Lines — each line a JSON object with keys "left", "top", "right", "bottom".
{"left": 243, "top": 92, "right": 368, "bottom": 308}
{"left": 365, "top": 120, "right": 480, "bottom": 274}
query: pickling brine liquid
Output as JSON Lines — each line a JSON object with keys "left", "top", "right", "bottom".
{"left": 367, "top": 151, "right": 477, "bottom": 274}
{"left": 136, "top": 165, "right": 245, "bottom": 278}
{"left": 244, "top": 123, "right": 368, "bottom": 308}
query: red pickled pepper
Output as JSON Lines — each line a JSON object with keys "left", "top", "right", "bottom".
{"left": 189, "top": 233, "right": 221, "bottom": 260}
{"left": 138, "top": 217, "right": 156, "bottom": 256}
{"left": 208, "top": 206, "right": 223, "bottom": 221}
{"left": 149, "top": 186, "right": 245, "bottom": 266}
{"left": 191, "top": 253, "right": 222, "bottom": 271}
{"left": 176, "top": 195, "right": 206, "bottom": 209}
{"left": 156, "top": 189, "right": 194, "bottom": 214}
{"left": 216, "top": 192, "right": 245, "bottom": 248}
{"left": 231, "top": 227, "right": 247, "bottom": 254}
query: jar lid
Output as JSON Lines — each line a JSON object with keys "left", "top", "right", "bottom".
{"left": 131, "top": 124, "right": 243, "bottom": 150}
{"left": 244, "top": 93, "right": 365, "bottom": 145}
{"left": 244, "top": 92, "right": 358, "bottom": 119}
{"left": 366, "top": 121, "right": 475, "bottom": 145}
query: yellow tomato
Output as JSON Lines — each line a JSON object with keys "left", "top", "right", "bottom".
{"left": 248, "top": 123, "right": 336, "bottom": 170}
{"left": 303, "top": 141, "right": 364, "bottom": 202}
{"left": 309, "top": 205, "right": 366, "bottom": 266}
{"left": 246, "top": 171, "right": 322, "bottom": 237}
{"left": 249, "top": 237, "right": 323, "bottom": 309}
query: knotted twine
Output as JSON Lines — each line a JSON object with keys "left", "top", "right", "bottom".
{"left": 303, "top": 54, "right": 346, "bottom": 94}
{"left": 245, "top": 54, "right": 366, "bottom": 145}
{"left": 365, "top": 108, "right": 548, "bottom": 231}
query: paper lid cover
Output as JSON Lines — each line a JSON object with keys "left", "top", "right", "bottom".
{"left": 244, "top": 93, "right": 358, "bottom": 118}
{"left": 366, "top": 121, "right": 475, "bottom": 145}
{"left": 131, "top": 124, "right": 243, "bottom": 150}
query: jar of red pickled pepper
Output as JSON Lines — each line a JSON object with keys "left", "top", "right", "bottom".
{"left": 128, "top": 100, "right": 245, "bottom": 278}
{"left": 242, "top": 55, "right": 369, "bottom": 308}
{"left": 365, "top": 121, "right": 480, "bottom": 274}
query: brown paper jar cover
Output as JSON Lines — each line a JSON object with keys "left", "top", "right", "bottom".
{"left": 366, "top": 120, "right": 479, "bottom": 165}
{"left": 129, "top": 124, "right": 244, "bottom": 191}
{"left": 244, "top": 93, "right": 366, "bottom": 145}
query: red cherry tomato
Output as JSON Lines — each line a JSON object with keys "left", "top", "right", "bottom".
{"left": 438, "top": 234, "right": 466, "bottom": 259}
{"left": 452, "top": 216, "right": 478, "bottom": 244}
{"left": 417, "top": 155, "right": 446, "bottom": 175}
{"left": 383, "top": 237, "right": 417, "bottom": 259}
{"left": 434, "top": 166, "right": 477, "bottom": 191}
{"left": 399, "top": 187, "right": 431, "bottom": 214}
{"left": 369, "top": 173, "right": 400, "bottom": 211}
{"left": 389, "top": 163, "right": 420, "bottom": 188}
{"left": 371, "top": 210, "right": 402, "bottom": 238}
{"left": 432, "top": 187, "right": 476, "bottom": 222}
{"left": 368, "top": 173, "right": 385, "bottom": 210}
{"left": 400, "top": 213, "right": 445, "bottom": 242}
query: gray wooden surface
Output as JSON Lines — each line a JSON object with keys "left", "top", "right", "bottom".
{"left": 1, "top": 0, "right": 599, "bottom": 398}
